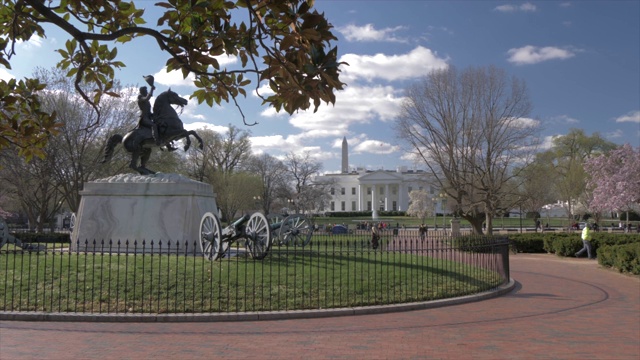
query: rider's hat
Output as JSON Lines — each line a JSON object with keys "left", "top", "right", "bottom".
{"left": 143, "top": 75, "right": 155, "bottom": 87}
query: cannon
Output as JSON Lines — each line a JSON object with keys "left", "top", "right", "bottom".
{"left": 199, "top": 212, "right": 271, "bottom": 261}
{"left": 198, "top": 212, "right": 315, "bottom": 261}
{"left": 268, "top": 213, "right": 314, "bottom": 247}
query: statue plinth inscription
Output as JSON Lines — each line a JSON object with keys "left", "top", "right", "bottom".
{"left": 71, "top": 173, "right": 217, "bottom": 253}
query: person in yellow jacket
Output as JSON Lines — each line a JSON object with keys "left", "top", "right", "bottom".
{"left": 575, "top": 223, "right": 595, "bottom": 259}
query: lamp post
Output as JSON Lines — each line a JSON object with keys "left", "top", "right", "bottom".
{"left": 439, "top": 193, "right": 447, "bottom": 228}
{"left": 288, "top": 198, "right": 296, "bottom": 214}
{"left": 519, "top": 199, "right": 523, "bottom": 234}
{"left": 253, "top": 196, "right": 261, "bottom": 213}
{"left": 431, "top": 197, "right": 437, "bottom": 226}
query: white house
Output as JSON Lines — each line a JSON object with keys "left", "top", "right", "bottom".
{"left": 541, "top": 201, "right": 568, "bottom": 218}
{"left": 314, "top": 137, "right": 444, "bottom": 217}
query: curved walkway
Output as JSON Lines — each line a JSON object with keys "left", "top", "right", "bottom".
{"left": 1, "top": 254, "right": 639, "bottom": 359}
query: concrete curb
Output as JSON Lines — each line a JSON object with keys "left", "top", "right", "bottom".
{"left": 0, "top": 278, "right": 515, "bottom": 323}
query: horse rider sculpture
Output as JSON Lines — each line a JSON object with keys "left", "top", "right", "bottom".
{"left": 138, "top": 75, "right": 161, "bottom": 146}
{"left": 102, "top": 76, "right": 204, "bottom": 175}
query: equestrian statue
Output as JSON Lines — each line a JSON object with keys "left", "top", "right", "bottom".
{"left": 101, "top": 75, "right": 204, "bottom": 175}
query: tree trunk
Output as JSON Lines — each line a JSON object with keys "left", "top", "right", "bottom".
{"left": 485, "top": 213, "right": 494, "bottom": 235}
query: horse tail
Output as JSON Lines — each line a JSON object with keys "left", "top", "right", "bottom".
{"left": 101, "top": 134, "right": 123, "bottom": 163}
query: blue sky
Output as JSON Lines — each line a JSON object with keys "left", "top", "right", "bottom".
{"left": 2, "top": 1, "right": 639, "bottom": 173}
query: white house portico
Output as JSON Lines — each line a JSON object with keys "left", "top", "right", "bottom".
{"left": 315, "top": 138, "right": 437, "bottom": 217}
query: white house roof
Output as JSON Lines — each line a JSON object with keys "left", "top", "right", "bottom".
{"left": 358, "top": 170, "right": 408, "bottom": 183}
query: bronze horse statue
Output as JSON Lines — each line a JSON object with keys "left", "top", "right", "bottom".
{"left": 101, "top": 88, "right": 204, "bottom": 175}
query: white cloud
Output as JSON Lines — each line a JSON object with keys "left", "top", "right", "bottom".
{"left": 16, "top": 35, "right": 44, "bottom": 51}
{"left": 605, "top": 129, "right": 624, "bottom": 139}
{"left": 340, "top": 46, "right": 448, "bottom": 82}
{"left": 550, "top": 114, "right": 580, "bottom": 124}
{"left": 520, "top": 3, "right": 537, "bottom": 12}
{"left": 507, "top": 45, "right": 576, "bottom": 65}
{"left": 0, "top": 68, "right": 15, "bottom": 81}
{"left": 494, "top": 3, "right": 537, "bottom": 12}
{"left": 153, "top": 68, "right": 196, "bottom": 87}
{"left": 338, "top": 24, "right": 408, "bottom": 43}
{"left": 353, "top": 140, "right": 400, "bottom": 155}
{"left": 286, "top": 84, "right": 405, "bottom": 134}
{"left": 511, "top": 117, "right": 540, "bottom": 128}
{"left": 615, "top": 110, "right": 640, "bottom": 123}
{"left": 184, "top": 121, "right": 228, "bottom": 133}
{"left": 540, "top": 135, "right": 558, "bottom": 150}
{"left": 152, "top": 55, "right": 237, "bottom": 88}
{"left": 249, "top": 134, "right": 336, "bottom": 162}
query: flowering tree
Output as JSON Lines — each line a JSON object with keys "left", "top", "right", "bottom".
{"left": 406, "top": 190, "right": 434, "bottom": 224}
{"left": 584, "top": 144, "right": 640, "bottom": 225}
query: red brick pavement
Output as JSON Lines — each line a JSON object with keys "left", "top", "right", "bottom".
{"left": 1, "top": 254, "right": 639, "bottom": 360}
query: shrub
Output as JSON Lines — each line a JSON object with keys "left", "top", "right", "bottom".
{"left": 9, "top": 232, "right": 70, "bottom": 244}
{"left": 453, "top": 235, "right": 509, "bottom": 253}
{"left": 598, "top": 243, "right": 640, "bottom": 275}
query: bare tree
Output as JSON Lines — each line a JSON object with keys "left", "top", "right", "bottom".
{"left": 34, "top": 68, "right": 141, "bottom": 212}
{"left": 283, "top": 151, "right": 324, "bottom": 213}
{"left": 183, "top": 129, "right": 218, "bottom": 183}
{"left": 396, "top": 65, "right": 540, "bottom": 234}
{"left": 182, "top": 125, "right": 253, "bottom": 220}
{"left": 0, "top": 148, "right": 63, "bottom": 231}
{"left": 212, "top": 171, "right": 262, "bottom": 222}
{"left": 244, "top": 153, "right": 290, "bottom": 214}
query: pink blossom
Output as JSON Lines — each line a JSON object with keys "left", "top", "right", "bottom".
{"left": 584, "top": 144, "right": 640, "bottom": 212}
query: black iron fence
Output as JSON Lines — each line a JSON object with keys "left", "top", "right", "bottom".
{"left": 1, "top": 233, "right": 510, "bottom": 314}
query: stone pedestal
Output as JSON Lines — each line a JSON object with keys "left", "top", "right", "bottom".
{"left": 71, "top": 173, "right": 217, "bottom": 253}
{"left": 450, "top": 218, "right": 461, "bottom": 237}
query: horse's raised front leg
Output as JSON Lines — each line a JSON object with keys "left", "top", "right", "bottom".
{"left": 183, "top": 133, "right": 191, "bottom": 152}
{"left": 188, "top": 130, "right": 204, "bottom": 150}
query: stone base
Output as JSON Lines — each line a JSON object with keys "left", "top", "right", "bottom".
{"left": 71, "top": 173, "right": 217, "bottom": 254}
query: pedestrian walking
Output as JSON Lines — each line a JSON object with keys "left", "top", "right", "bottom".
{"left": 575, "top": 223, "right": 595, "bottom": 259}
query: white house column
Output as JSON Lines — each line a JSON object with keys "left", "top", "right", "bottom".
{"left": 357, "top": 184, "right": 363, "bottom": 211}
{"left": 385, "top": 184, "right": 389, "bottom": 211}
{"left": 398, "top": 183, "right": 404, "bottom": 211}
{"left": 371, "top": 184, "right": 378, "bottom": 219}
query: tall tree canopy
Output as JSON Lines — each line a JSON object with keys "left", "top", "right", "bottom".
{"left": 396, "top": 65, "right": 539, "bottom": 234}
{"left": 1, "top": 0, "right": 345, "bottom": 158}
{"left": 535, "top": 129, "right": 617, "bottom": 220}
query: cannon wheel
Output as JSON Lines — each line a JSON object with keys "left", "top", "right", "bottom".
{"left": 199, "top": 212, "right": 223, "bottom": 261}
{"left": 267, "top": 213, "right": 287, "bottom": 245}
{"left": 245, "top": 212, "right": 271, "bottom": 259}
{"left": 281, "top": 214, "right": 314, "bottom": 247}
{"left": 69, "top": 213, "right": 76, "bottom": 231}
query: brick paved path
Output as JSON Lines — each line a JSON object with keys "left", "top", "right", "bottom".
{"left": 1, "top": 254, "right": 638, "bottom": 359}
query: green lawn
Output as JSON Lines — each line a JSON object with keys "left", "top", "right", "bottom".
{"left": 0, "top": 246, "right": 504, "bottom": 314}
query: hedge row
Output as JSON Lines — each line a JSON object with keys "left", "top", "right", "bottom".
{"left": 324, "top": 211, "right": 407, "bottom": 217}
{"left": 507, "top": 232, "right": 640, "bottom": 275}
{"left": 8, "top": 232, "right": 71, "bottom": 244}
